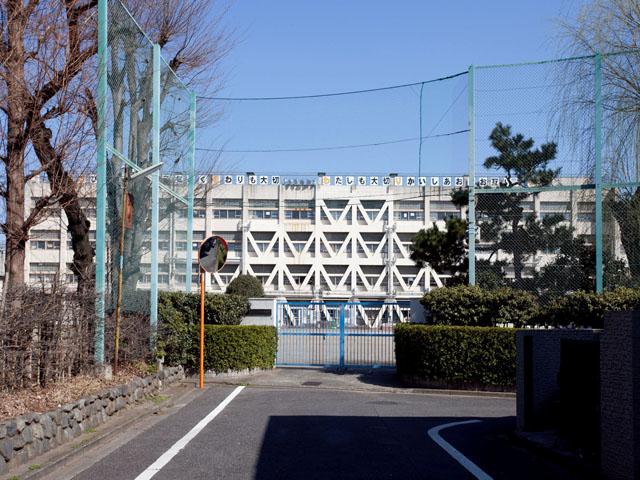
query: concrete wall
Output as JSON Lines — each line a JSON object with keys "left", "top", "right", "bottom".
{"left": 516, "top": 329, "right": 600, "bottom": 431}
{"left": 600, "top": 311, "right": 640, "bottom": 480}
{"left": 0, "top": 366, "right": 184, "bottom": 475}
{"left": 240, "top": 297, "right": 277, "bottom": 326}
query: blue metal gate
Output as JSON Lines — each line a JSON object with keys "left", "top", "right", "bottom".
{"left": 275, "top": 301, "right": 411, "bottom": 369}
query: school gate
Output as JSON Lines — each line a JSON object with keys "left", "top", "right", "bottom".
{"left": 275, "top": 301, "right": 411, "bottom": 369}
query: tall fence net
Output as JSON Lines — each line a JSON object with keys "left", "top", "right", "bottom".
{"left": 95, "top": 0, "right": 196, "bottom": 363}
{"left": 471, "top": 51, "right": 640, "bottom": 298}
{"left": 196, "top": 72, "right": 469, "bottom": 179}
{"left": 195, "top": 49, "right": 640, "bottom": 300}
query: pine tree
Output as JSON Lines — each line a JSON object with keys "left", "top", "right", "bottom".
{"left": 477, "top": 123, "right": 559, "bottom": 284}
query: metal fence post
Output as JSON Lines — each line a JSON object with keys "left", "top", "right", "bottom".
{"left": 186, "top": 91, "right": 196, "bottom": 293}
{"left": 150, "top": 44, "right": 161, "bottom": 347}
{"left": 467, "top": 65, "right": 476, "bottom": 285}
{"left": 94, "top": 0, "right": 108, "bottom": 364}
{"left": 594, "top": 53, "right": 603, "bottom": 293}
{"left": 339, "top": 304, "right": 345, "bottom": 370}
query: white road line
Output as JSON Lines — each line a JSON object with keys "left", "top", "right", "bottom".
{"left": 134, "top": 386, "right": 245, "bottom": 480}
{"left": 427, "top": 419, "right": 493, "bottom": 480}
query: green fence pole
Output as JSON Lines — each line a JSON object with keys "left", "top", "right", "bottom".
{"left": 94, "top": 0, "right": 108, "bottom": 365}
{"left": 150, "top": 44, "right": 161, "bottom": 347}
{"left": 594, "top": 53, "right": 603, "bottom": 293}
{"left": 186, "top": 92, "right": 196, "bottom": 294}
{"left": 468, "top": 65, "right": 476, "bottom": 285}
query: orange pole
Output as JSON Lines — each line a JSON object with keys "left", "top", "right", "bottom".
{"left": 199, "top": 267, "right": 205, "bottom": 389}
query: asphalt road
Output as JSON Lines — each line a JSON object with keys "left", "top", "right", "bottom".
{"left": 68, "top": 384, "right": 585, "bottom": 480}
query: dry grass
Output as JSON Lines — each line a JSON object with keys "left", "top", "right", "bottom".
{"left": 0, "top": 363, "right": 151, "bottom": 422}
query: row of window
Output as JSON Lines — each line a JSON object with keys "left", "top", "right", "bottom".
{"left": 208, "top": 208, "right": 593, "bottom": 223}
{"left": 213, "top": 209, "right": 460, "bottom": 222}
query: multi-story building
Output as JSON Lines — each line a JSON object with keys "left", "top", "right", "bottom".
{"left": 21, "top": 174, "right": 620, "bottom": 300}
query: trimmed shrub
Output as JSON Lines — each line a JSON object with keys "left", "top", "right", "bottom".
{"left": 157, "top": 310, "right": 195, "bottom": 367}
{"left": 421, "top": 285, "right": 536, "bottom": 327}
{"left": 487, "top": 288, "right": 538, "bottom": 327}
{"left": 157, "top": 291, "right": 250, "bottom": 368}
{"left": 544, "top": 287, "right": 640, "bottom": 328}
{"left": 203, "top": 325, "right": 277, "bottom": 373}
{"left": 158, "top": 291, "right": 249, "bottom": 326}
{"left": 421, "top": 285, "right": 489, "bottom": 326}
{"left": 226, "top": 274, "right": 264, "bottom": 298}
{"left": 158, "top": 319, "right": 277, "bottom": 372}
{"left": 394, "top": 324, "right": 516, "bottom": 390}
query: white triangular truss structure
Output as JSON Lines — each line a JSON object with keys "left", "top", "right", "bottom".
{"left": 206, "top": 184, "right": 449, "bottom": 300}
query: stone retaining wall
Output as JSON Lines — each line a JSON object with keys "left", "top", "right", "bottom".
{"left": 0, "top": 366, "right": 184, "bottom": 474}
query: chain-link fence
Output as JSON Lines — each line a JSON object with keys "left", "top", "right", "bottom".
{"left": 470, "top": 51, "right": 640, "bottom": 299}
{"left": 95, "top": 0, "right": 196, "bottom": 363}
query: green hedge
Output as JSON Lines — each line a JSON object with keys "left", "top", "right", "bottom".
{"left": 158, "top": 291, "right": 249, "bottom": 326}
{"left": 158, "top": 320, "right": 277, "bottom": 372}
{"left": 203, "top": 325, "right": 277, "bottom": 373}
{"left": 395, "top": 324, "right": 516, "bottom": 390}
{"left": 420, "top": 285, "right": 537, "bottom": 327}
{"left": 543, "top": 287, "right": 640, "bottom": 328}
{"left": 157, "top": 291, "right": 252, "bottom": 369}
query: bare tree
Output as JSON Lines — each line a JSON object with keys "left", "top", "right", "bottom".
{"left": 558, "top": 0, "right": 640, "bottom": 282}
{"left": 0, "top": 0, "right": 97, "bottom": 291}
{"left": 0, "top": 0, "right": 231, "bottom": 293}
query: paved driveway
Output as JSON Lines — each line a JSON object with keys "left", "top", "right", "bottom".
{"left": 67, "top": 376, "right": 586, "bottom": 480}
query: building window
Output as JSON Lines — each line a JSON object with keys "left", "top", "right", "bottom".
{"left": 176, "top": 231, "right": 188, "bottom": 251}
{"left": 431, "top": 211, "right": 461, "bottom": 221}
{"left": 141, "top": 263, "right": 169, "bottom": 284}
{"left": 194, "top": 198, "right": 207, "bottom": 218}
{"left": 429, "top": 200, "right": 459, "bottom": 221}
{"left": 159, "top": 231, "right": 170, "bottom": 251}
{"left": 540, "top": 201, "right": 570, "bottom": 221}
{"left": 143, "top": 231, "right": 170, "bottom": 250}
{"left": 29, "top": 262, "right": 58, "bottom": 283}
{"left": 213, "top": 209, "right": 242, "bottom": 219}
{"left": 284, "top": 200, "right": 314, "bottom": 220}
{"left": 30, "top": 230, "right": 60, "bottom": 250}
{"left": 360, "top": 200, "right": 385, "bottom": 221}
{"left": 395, "top": 211, "right": 424, "bottom": 221}
{"left": 323, "top": 200, "right": 349, "bottom": 222}
{"left": 212, "top": 199, "right": 241, "bottom": 219}
{"left": 249, "top": 199, "right": 278, "bottom": 219}
{"left": 191, "top": 231, "right": 206, "bottom": 251}
{"left": 577, "top": 202, "right": 595, "bottom": 223}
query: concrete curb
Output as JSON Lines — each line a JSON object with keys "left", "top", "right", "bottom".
{"left": 202, "top": 378, "right": 516, "bottom": 399}
{"left": 10, "top": 382, "right": 199, "bottom": 480}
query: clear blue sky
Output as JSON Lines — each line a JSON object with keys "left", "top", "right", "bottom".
{"left": 197, "top": 0, "right": 587, "bottom": 178}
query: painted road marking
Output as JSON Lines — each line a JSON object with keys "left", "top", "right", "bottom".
{"left": 427, "top": 419, "right": 493, "bottom": 480}
{"left": 134, "top": 386, "right": 245, "bottom": 480}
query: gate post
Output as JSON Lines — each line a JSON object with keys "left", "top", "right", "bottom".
{"left": 339, "top": 304, "right": 345, "bottom": 370}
